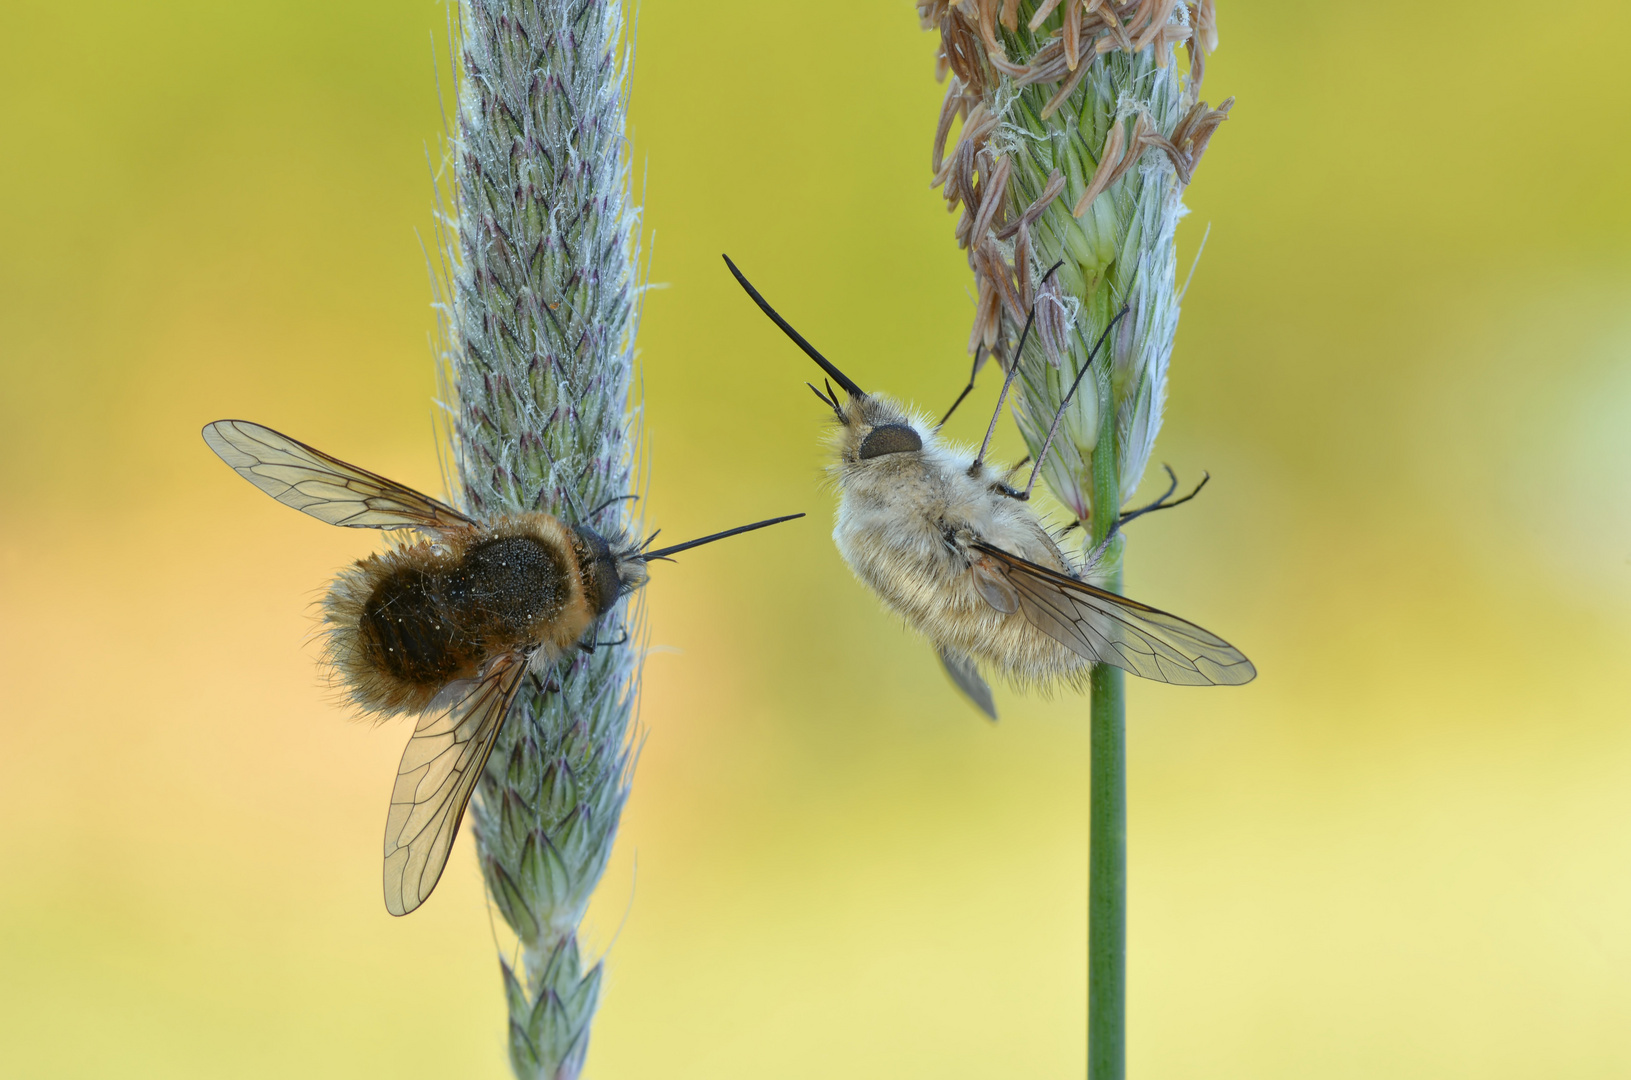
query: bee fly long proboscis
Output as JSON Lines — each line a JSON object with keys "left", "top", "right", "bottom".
{"left": 722, "top": 253, "right": 1256, "bottom": 722}
{"left": 202, "top": 418, "right": 803, "bottom": 916}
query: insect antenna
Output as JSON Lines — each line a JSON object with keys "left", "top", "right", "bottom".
{"left": 639, "top": 513, "right": 806, "bottom": 562}
{"left": 1018, "top": 301, "right": 1131, "bottom": 500}
{"left": 823, "top": 379, "right": 843, "bottom": 414}
{"left": 971, "top": 261, "right": 1065, "bottom": 473}
{"left": 937, "top": 344, "right": 986, "bottom": 428}
{"left": 722, "top": 254, "right": 866, "bottom": 398}
{"left": 1117, "top": 465, "right": 1210, "bottom": 528}
{"left": 806, "top": 381, "right": 845, "bottom": 422}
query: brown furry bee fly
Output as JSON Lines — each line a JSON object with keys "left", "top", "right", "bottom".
{"left": 203, "top": 419, "right": 801, "bottom": 914}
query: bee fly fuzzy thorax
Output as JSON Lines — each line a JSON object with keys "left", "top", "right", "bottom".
{"left": 320, "top": 513, "right": 606, "bottom": 717}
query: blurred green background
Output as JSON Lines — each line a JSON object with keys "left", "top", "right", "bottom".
{"left": 2, "top": 1, "right": 1629, "bottom": 1076}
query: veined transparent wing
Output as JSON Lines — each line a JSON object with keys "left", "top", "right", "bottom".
{"left": 202, "top": 419, "right": 475, "bottom": 532}
{"left": 972, "top": 542, "right": 1257, "bottom": 687}
{"left": 382, "top": 652, "right": 528, "bottom": 916}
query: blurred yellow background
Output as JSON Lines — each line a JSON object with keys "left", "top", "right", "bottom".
{"left": 2, "top": 1, "right": 1629, "bottom": 1076}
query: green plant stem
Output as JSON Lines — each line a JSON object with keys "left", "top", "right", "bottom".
{"left": 1088, "top": 663, "right": 1126, "bottom": 1079}
{"left": 1088, "top": 388, "right": 1124, "bottom": 1080}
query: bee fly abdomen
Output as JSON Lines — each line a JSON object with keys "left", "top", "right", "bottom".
{"left": 360, "top": 566, "right": 468, "bottom": 686}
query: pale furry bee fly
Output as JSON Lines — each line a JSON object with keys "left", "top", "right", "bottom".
{"left": 203, "top": 419, "right": 802, "bottom": 914}
{"left": 722, "top": 255, "right": 1254, "bottom": 720}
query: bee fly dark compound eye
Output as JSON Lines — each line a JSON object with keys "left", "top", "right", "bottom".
{"left": 723, "top": 253, "right": 1255, "bottom": 724}
{"left": 201, "top": 418, "right": 803, "bottom": 916}
{"left": 570, "top": 525, "right": 624, "bottom": 615}
{"left": 858, "top": 423, "right": 924, "bottom": 460}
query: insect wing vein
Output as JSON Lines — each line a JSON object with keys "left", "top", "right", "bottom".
{"left": 973, "top": 542, "right": 1256, "bottom": 686}
{"left": 382, "top": 653, "right": 527, "bottom": 916}
{"left": 202, "top": 419, "right": 475, "bottom": 532}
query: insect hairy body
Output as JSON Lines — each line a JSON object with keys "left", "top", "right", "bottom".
{"left": 323, "top": 512, "right": 646, "bottom": 717}
{"left": 830, "top": 393, "right": 1092, "bottom": 690}
{"left": 202, "top": 418, "right": 796, "bottom": 915}
{"left": 725, "top": 254, "right": 1255, "bottom": 721}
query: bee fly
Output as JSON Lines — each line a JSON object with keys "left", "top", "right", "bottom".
{"left": 203, "top": 419, "right": 802, "bottom": 914}
{"left": 722, "top": 254, "right": 1254, "bottom": 720}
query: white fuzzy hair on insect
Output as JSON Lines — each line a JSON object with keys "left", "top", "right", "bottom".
{"left": 724, "top": 255, "right": 1253, "bottom": 722}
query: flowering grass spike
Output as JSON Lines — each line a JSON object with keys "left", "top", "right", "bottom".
{"left": 434, "top": 1, "right": 644, "bottom": 1076}
{"left": 918, "top": 2, "right": 1235, "bottom": 1077}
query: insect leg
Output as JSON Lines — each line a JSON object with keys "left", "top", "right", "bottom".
{"left": 1058, "top": 467, "right": 1203, "bottom": 544}
{"left": 1117, "top": 466, "right": 1210, "bottom": 528}
{"left": 972, "top": 262, "right": 1065, "bottom": 473}
{"left": 1072, "top": 468, "right": 1200, "bottom": 567}
{"left": 1080, "top": 523, "right": 1120, "bottom": 572}
{"left": 1130, "top": 465, "right": 1179, "bottom": 518}
{"left": 1019, "top": 302, "right": 1130, "bottom": 500}
{"left": 937, "top": 344, "right": 986, "bottom": 428}
{"left": 578, "top": 628, "right": 631, "bottom": 655}
{"left": 589, "top": 493, "right": 641, "bottom": 518}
